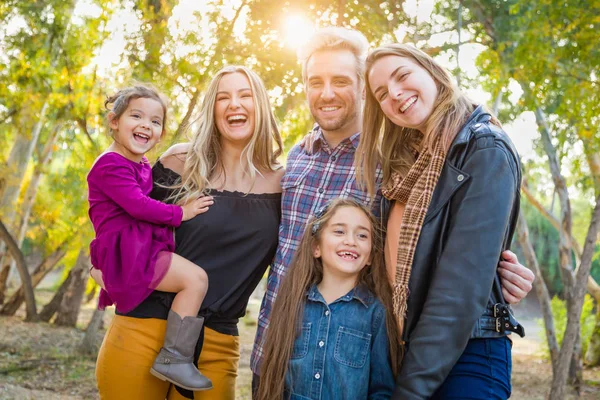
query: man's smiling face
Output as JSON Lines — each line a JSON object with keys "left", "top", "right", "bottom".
{"left": 305, "top": 49, "right": 362, "bottom": 137}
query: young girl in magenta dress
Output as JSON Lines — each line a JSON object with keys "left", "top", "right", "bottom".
{"left": 257, "top": 198, "right": 398, "bottom": 400}
{"left": 87, "top": 84, "right": 214, "bottom": 391}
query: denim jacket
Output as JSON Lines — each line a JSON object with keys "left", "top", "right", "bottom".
{"left": 285, "top": 284, "right": 394, "bottom": 400}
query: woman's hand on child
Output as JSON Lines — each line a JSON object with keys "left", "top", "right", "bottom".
{"left": 182, "top": 196, "right": 214, "bottom": 221}
{"left": 498, "top": 250, "right": 535, "bottom": 304}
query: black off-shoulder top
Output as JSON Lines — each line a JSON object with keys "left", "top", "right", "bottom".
{"left": 119, "top": 161, "right": 281, "bottom": 336}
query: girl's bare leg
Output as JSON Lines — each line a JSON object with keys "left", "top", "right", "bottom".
{"left": 154, "top": 253, "right": 209, "bottom": 317}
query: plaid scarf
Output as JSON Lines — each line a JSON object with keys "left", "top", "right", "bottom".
{"left": 381, "top": 137, "right": 446, "bottom": 336}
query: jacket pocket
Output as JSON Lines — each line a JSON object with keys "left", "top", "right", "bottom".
{"left": 291, "top": 322, "right": 312, "bottom": 359}
{"left": 334, "top": 326, "right": 371, "bottom": 368}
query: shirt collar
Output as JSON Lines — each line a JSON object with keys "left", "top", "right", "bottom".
{"left": 311, "top": 124, "right": 361, "bottom": 153}
{"left": 306, "top": 283, "right": 373, "bottom": 308}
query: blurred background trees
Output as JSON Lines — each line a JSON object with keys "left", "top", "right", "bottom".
{"left": 0, "top": 0, "right": 598, "bottom": 397}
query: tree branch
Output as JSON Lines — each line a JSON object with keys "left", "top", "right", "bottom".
{"left": 517, "top": 210, "right": 559, "bottom": 370}
{"left": 0, "top": 218, "right": 36, "bottom": 320}
{"left": 534, "top": 106, "right": 576, "bottom": 298}
{"left": 459, "top": 0, "right": 496, "bottom": 42}
{"left": 0, "top": 108, "right": 17, "bottom": 125}
{"left": 550, "top": 195, "right": 600, "bottom": 399}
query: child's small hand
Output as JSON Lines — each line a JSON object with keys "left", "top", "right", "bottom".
{"left": 90, "top": 267, "right": 106, "bottom": 290}
{"left": 181, "top": 196, "right": 214, "bottom": 221}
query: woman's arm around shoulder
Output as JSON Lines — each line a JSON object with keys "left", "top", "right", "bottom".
{"left": 158, "top": 142, "right": 191, "bottom": 176}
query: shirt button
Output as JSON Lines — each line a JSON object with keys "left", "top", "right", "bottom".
{"left": 457, "top": 174, "right": 464, "bottom": 182}
{"left": 315, "top": 372, "right": 321, "bottom": 379}
{"left": 331, "top": 155, "right": 336, "bottom": 161}
{"left": 319, "top": 341, "right": 325, "bottom": 347}
{"left": 325, "top": 310, "right": 330, "bottom": 316}
{"left": 318, "top": 188, "right": 324, "bottom": 194}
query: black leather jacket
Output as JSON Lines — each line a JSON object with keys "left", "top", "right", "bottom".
{"left": 388, "top": 106, "right": 522, "bottom": 399}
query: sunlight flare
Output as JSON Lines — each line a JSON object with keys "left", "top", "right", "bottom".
{"left": 282, "top": 14, "right": 315, "bottom": 49}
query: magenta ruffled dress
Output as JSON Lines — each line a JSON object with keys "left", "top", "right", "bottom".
{"left": 87, "top": 152, "right": 183, "bottom": 313}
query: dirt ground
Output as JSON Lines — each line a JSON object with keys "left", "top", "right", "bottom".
{"left": 1, "top": 290, "right": 599, "bottom": 400}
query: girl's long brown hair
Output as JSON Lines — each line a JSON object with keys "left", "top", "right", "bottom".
{"left": 257, "top": 198, "right": 399, "bottom": 400}
{"left": 356, "top": 43, "right": 502, "bottom": 199}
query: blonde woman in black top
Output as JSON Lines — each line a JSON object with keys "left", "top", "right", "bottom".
{"left": 93, "top": 66, "right": 284, "bottom": 400}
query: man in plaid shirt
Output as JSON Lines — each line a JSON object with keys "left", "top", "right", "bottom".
{"left": 250, "top": 27, "right": 533, "bottom": 390}
{"left": 250, "top": 27, "right": 376, "bottom": 382}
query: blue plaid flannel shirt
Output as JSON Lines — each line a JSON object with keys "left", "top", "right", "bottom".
{"left": 250, "top": 125, "right": 383, "bottom": 374}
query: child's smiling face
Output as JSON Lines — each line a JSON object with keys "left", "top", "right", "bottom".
{"left": 109, "top": 97, "right": 165, "bottom": 162}
{"left": 313, "top": 206, "right": 373, "bottom": 281}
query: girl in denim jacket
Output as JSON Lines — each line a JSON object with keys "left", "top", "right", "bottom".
{"left": 257, "top": 198, "right": 398, "bottom": 400}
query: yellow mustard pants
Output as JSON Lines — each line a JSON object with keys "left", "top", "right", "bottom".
{"left": 96, "top": 315, "right": 240, "bottom": 400}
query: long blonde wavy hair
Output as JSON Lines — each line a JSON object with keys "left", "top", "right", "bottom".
{"left": 257, "top": 198, "right": 399, "bottom": 400}
{"left": 356, "top": 44, "right": 498, "bottom": 199}
{"left": 171, "top": 66, "right": 283, "bottom": 204}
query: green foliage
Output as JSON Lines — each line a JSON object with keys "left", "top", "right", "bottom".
{"left": 538, "top": 295, "right": 596, "bottom": 359}
{"left": 519, "top": 197, "right": 600, "bottom": 295}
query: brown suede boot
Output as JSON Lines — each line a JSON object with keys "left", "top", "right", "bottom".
{"left": 150, "top": 310, "right": 213, "bottom": 391}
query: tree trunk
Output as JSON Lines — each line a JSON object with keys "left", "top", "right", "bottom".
{"left": 535, "top": 107, "right": 576, "bottom": 294}
{"left": 550, "top": 196, "right": 600, "bottom": 399}
{"left": 85, "top": 285, "right": 98, "bottom": 304}
{"left": 0, "top": 243, "right": 67, "bottom": 316}
{"left": 39, "top": 272, "right": 74, "bottom": 322}
{"left": 492, "top": 91, "right": 502, "bottom": 115}
{"left": 585, "top": 308, "right": 600, "bottom": 366}
{"left": 583, "top": 137, "right": 600, "bottom": 198}
{"left": 583, "top": 144, "right": 600, "bottom": 367}
{"left": 0, "top": 261, "right": 10, "bottom": 305}
{"left": 79, "top": 308, "right": 104, "bottom": 355}
{"left": 5, "top": 125, "right": 60, "bottom": 286}
{"left": 54, "top": 249, "right": 89, "bottom": 327}
{"left": 534, "top": 105, "right": 583, "bottom": 386}
{"left": 0, "top": 219, "right": 36, "bottom": 320}
{"left": 0, "top": 243, "right": 9, "bottom": 301}
{"left": 516, "top": 211, "right": 559, "bottom": 369}
{"left": 569, "top": 335, "right": 583, "bottom": 393}
{"left": 0, "top": 101, "right": 49, "bottom": 212}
